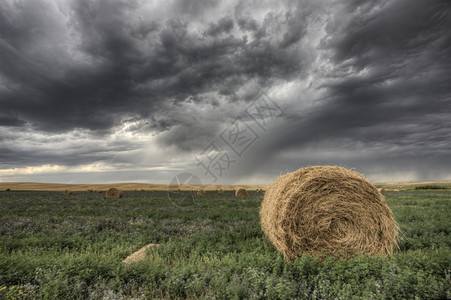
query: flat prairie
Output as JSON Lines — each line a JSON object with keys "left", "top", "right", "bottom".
{"left": 0, "top": 182, "right": 268, "bottom": 191}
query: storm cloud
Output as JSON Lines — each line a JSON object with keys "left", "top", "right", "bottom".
{"left": 0, "top": 0, "right": 450, "bottom": 184}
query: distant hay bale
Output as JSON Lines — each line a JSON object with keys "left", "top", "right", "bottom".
{"left": 5, "top": 188, "right": 11, "bottom": 191}
{"left": 378, "top": 188, "right": 386, "bottom": 193}
{"left": 260, "top": 166, "right": 398, "bottom": 260}
{"left": 87, "top": 189, "right": 93, "bottom": 193}
{"left": 63, "top": 190, "right": 72, "bottom": 195}
{"left": 218, "top": 189, "right": 224, "bottom": 194}
{"left": 235, "top": 188, "right": 248, "bottom": 197}
{"left": 123, "top": 243, "right": 160, "bottom": 264}
{"left": 153, "top": 189, "right": 157, "bottom": 192}
{"left": 393, "top": 189, "right": 400, "bottom": 192}
{"left": 197, "top": 189, "right": 207, "bottom": 196}
{"left": 106, "top": 188, "right": 123, "bottom": 198}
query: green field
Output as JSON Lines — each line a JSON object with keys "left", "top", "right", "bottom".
{"left": 0, "top": 190, "right": 450, "bottom": 299}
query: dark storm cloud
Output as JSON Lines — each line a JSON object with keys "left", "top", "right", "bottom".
{"left": 0, "top": 114, "right": 25, "bottom": 127}
{"left": 0, "top": 0, "right": 307, "bottom": 136}
{"left": 205, "top": 17, "right": 234, "bottom": 36}
{"left": 267, "top": 0, "right": 451, "bottom": 156}
{"left": 207, "top": 0, "right": 451, "bottom": 183}
{"left": 0, "top": 129, "right": 140, "bottom": 169}
{"left": 1, "top": 0, "right": 450, "bottom": 182}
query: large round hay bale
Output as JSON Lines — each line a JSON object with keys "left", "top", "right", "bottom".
{"left": 197, "top": 189, "right": 207, "bottom": 196}
{"left": 235, "top": 188, "right": 248, "bottom": 197}
{"left": 260, "top": 166, "right": 398, "bottom": 260}
{"left": 106, "top": 188, "right": 123, "bottom": 198}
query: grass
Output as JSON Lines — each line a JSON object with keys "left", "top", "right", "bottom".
{"left": 375, "top": 181, "right": 451, "bottom": 191}
{"left": 414, "top": 185, "right": 447, "bottom": 190}
{"left": 0, "top": 190, "right": 450, "bottom": 299}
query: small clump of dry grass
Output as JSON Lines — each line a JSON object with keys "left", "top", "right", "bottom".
{"left": 260, "top": 166, "right": 398, "bottom": 260}
{"left": 122, "top": 243, "right": 160, "bottom": 264}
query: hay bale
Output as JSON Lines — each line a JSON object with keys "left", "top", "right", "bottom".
{"left": 218, "top": 189, "right": 224, "bottom": 194}
{"left": 378, "top": 188, "right": 386, "bottom": 193}
{"left": 123, "top": 243, "right": 159, "bottom": 264}
{"left": 393, "top": 189, "right": 400, "bottom": 192}
{"left": 5, "top": 188, "right": 11, "bottom": 191}
{"left": 235, "top": 188, "right": 248, "bottom": 197}
{"left": 87, "top": 189, "right": 93, "bottom": 193}
{"left": 106, "top": 188, "right": 123, "bottom": 198}
{"left": 260, "top": 166, "right": 398, "bottom": 260}
{"left": 63, "top": 190, "right": 72, "bottom": 195}
{"left": 197, "top": 189, "right": 207, "bottom": 195}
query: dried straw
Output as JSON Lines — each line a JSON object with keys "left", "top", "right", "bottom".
{"left": 197, "top": 189, "right": 207, "bottom": 195}
{"left": 106, "top": 188, "right": 123, "bottom": 198}
{"left": 260, "top": 166, "right": 398, "bottom": 260}
{"left": 123, "top": 244, "right": 159, "bottom": 264}
{"left": 235, "top": 188, "right": 248, "bottom": 197}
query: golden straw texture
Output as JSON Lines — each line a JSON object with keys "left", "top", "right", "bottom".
{"left": 260, "top": 166, "right": 398, "bottom": 260}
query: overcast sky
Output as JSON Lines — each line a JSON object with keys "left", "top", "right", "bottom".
{"left": 0, "top": 0, "right": 450, "bottom": 185}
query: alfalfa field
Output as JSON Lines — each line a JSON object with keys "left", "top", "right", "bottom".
{"left": 0, "top": 186, "right": 450, "bottom": 299}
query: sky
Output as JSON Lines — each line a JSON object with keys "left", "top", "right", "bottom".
{"left": 0, "top": 0, "right": 450, "bottom": 185}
